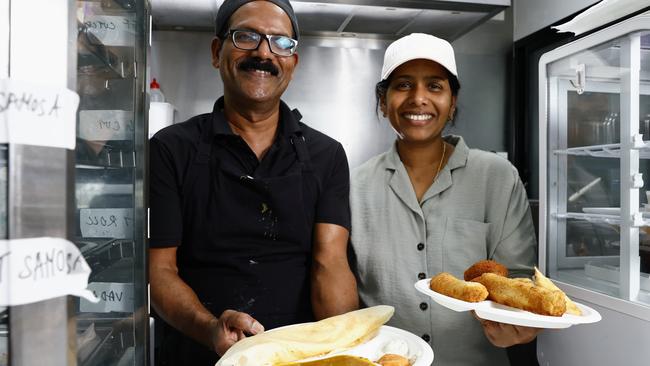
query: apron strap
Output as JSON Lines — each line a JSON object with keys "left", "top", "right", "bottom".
{"left": 289, "top": 108, "right": 312, "bottom": 167}
{"left": 195, "top": 104, "right": 217, "bottom": 165}
{"left": 181, "top": 110, "right": 216, "bottom": 199}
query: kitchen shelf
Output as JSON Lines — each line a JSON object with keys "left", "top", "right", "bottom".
{"left": 553, "top": 140, "right": 650, "bottom": 159}
{"left": 553, "top": 212, "right": 650, "bottom": 227}
{"left": 76, "top": 320, "right": 135, "bottom": 366}
{"left": 100, "top": 0, "right": 136, "bottom": 11}
{"left": 554, "top": 212, "right": 623, "bottom": 225}
{"left": 76, "top": 147, "right": 137, "bottom": 169}
{"left": 78, "top": 21, "right": 133, "bottom": 79}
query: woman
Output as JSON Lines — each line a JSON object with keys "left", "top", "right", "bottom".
{"left": 350, "top": 33, "right": 540, "bottom": 365}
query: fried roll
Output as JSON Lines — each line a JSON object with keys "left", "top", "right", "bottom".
{"left": 472, "top": 273, "right": 566, "bottom": 316}
{"left": 429, "top": 272, "right": 489, "bottom": 303}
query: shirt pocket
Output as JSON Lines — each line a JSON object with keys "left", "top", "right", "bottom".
{"left": 442, "top": 217, "right": 491, "bottom": 275}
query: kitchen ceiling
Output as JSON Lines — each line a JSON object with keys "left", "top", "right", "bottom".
{"left": 151, "top": 0, "right": 509, "bottom": 41}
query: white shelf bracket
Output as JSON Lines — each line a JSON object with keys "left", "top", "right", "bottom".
{"left": 569, "top": 63, "right": 586, "bottom": 94}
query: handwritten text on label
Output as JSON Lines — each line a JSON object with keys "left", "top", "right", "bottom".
{"left": 80, "top": 282, "right": 134, "bottom": 313}
{"left": 0, "top": 238, "right": 98, "bottom": 306}
{"left": 0, "top": 79, "right": 79, "bottom": 149}
{"left": 80, "top": 208, "right": 133, "bottom": 239}
{"left": 79, "top": 110, "right": 134, "bottom": 141}
{"left": 84, "top": 15, "right": 136, "bottom": 47}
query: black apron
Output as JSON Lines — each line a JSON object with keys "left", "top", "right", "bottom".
{"left": 158, "top": 103, "right": 318, "bottom": 365}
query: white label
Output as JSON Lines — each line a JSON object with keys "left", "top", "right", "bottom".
{"left": 80, "top": 208, "right": 133, "bottom": 239}
{"left": 0, "top": 237, "right": 99, "bottom": 306}
{"left": 79, "top": 282, "right": 134, "bottom": 313}
{"left": 83, "top": 15, "right": 136, "bottom": 47}
{"left": 0, "top": 78, "right": 79, "bottom": 149}
{"left": 79, "top": 110, "right": 134, "bottom": 141}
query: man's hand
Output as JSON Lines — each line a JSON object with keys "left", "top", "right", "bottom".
{"left": 473, "top": 312, "right": 541, "bottom": 347}
{"left": 150, "top": 248, "right": 264, "bottom": 355}
{"left": 211, "top": 310, "right": 265, "bottom": 356}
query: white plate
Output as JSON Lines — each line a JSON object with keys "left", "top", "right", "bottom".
{"left": 415, "top": 279, "right": 602, "bottom": 329}
{"left": 582, "top": 207, "right": 650, "bottom": 218}
{"left": 270, "top": 325, "right": 433, "bottom": 365}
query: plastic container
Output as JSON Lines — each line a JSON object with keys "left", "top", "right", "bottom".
{"left": 149, "top": 102, "right": 174, "bottom": 138}
{"left": 150, "top": 78, "right": 165, "bottom": 103}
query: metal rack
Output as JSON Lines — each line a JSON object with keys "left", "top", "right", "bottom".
{"left": 74, "top": 0, "right": 148, "bottom": 364}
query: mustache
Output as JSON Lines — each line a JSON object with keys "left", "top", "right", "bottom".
{"left": 238, "top": 58, "right": 279, "bottom": 76}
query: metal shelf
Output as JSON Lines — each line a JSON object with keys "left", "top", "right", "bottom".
{"left": 554, "top": 212, "right": 623, "bottom": 225}
{"left": 554, "top": 212, "right": 650, "bottom": 227}
{"left": 77, "top": 21, "right": 133, "bottom": 79}
{"left": 553, "top": 139, "right": 650, "bottom": 159}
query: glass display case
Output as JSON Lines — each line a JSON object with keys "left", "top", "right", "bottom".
{"left": 539, "top": 13, "right": 650, "bottom": 310}
{"left": 75, "top": 0, "right": 148, "bottom": 364}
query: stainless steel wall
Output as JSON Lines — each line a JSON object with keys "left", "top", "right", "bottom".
{"left": 513, "top": 0, "right": 599, "bottom": 41}
{"left": 151, "top": 18, "right": 512, "bottom": 168}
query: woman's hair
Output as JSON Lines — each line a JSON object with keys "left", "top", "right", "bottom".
{"left": 375, "top": 69, "right": 461, "bottom": 122}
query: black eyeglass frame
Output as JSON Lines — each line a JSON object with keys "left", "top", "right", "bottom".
{"left": 225, "top": 29, "right": 298, "bottom": 57}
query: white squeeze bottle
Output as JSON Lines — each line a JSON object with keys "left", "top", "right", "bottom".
{"left": 150, "top": 78, "right": 165, "bottom": 103}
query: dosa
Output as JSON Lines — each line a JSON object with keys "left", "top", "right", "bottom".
{"left": 215, "top": 305, "right": 394, "bottom": 366}
{"left": 472, "top": 273, "right": 566, "bottom": 316}
{"left": 533, "top": 267, "right": 582, "bottom": 315}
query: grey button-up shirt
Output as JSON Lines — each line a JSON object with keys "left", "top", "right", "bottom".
{"left": 350, "top": 135, "right": 536, "bottom": 366}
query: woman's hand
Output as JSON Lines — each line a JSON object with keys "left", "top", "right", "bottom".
{"left": 473, "top": 312, "right": 542, "bottom": 347}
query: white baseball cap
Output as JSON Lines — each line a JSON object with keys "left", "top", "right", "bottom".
{"left": 380, "top": 33, "right": 458, "bottom": 81}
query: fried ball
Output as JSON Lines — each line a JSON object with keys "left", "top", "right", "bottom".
{"left": 376, "top": 354, "right": 410, "bottom": 366}
{"left": 464, "top": 259, "right": 509, "bottom": 281}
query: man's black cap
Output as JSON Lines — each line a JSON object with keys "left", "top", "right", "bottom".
{"left": 215, "top": 0, "right": 300, "bottom": 40}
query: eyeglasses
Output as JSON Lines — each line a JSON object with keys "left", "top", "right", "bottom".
{"left": 226, "top": 29, "right": 298, "bottom": 57}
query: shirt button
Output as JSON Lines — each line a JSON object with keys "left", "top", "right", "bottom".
{"left": 419, "top": 302, "right": 428, "bottom": 311}
{"left": 418, "top": 272, "right": 426, "bottom": 280}
{"left": 422, "top": 334, "right": 431, "bottom": 342}
{"left": 417, "top": 243, "right": 425, "bottom": 251}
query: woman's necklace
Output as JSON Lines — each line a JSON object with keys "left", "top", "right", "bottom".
{"left": 433, "top": 142, "right": 447, "bottom": 182}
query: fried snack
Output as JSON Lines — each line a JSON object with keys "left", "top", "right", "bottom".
{"left": 217, "top": 306, "right": 394, "bottom": 366}
{"left": 513, "top": 277, "right": 533, "bottom": 284}
{"left": 429, "top": 272, "right": 489, "bottom": 302}
{"left": 376, "top": 354, "right": 410, "bottom": 366}
{"left": 472, "top": 273, "right": 566, "bottom": 316}
{"left": 533, "top": 267, "right": 582, "bottom": 315}
{"left": 463, "top": 259, "right": 509, "bottom": 281}
{"left": 284, "top": 355, "right": 377, "bottom": 365}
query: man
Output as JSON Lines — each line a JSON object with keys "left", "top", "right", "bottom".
{"left": 148, "top": 0, "right": 358, "bottom": 364}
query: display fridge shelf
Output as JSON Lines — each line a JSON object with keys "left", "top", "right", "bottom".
{"left": 76, "top": 150, "right": 137, "bottom": 169}
{"left": 100, "top": 0, "right": 136, "bottom": 11}
{"left": 554, "top": 140, "right": 650, "bottom": 159}
{"left": 554, "top": 212, "right": 650, "bottom": 227}
{"left": 77, "top": 320, "right": 135, "bottom": 366}
{"left": 554, "top": 212, "right": 623, "bottom": 225}
{"left": 77, "top": 21, "right": 132, "bottom": 79}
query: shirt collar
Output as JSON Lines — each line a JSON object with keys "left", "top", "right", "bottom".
{"left": 210, "top": 97, "right": 303, "bottom": 138}
{"left": 385, "top": 134, "right": 470, "bottom": 171}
